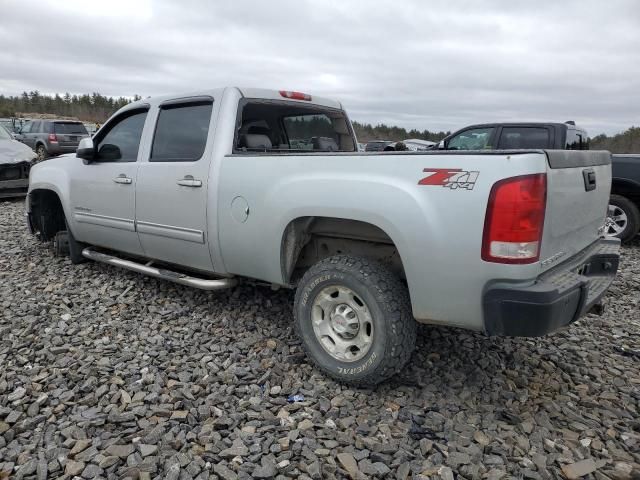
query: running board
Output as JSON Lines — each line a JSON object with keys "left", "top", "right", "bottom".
{"left": 81, "top": 248, "right": 237, "bottom": 291}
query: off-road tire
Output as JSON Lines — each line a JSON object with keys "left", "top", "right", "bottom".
{"left": 609, "top": 194, "right": 640, "bottom": 243}
{"left": 294, "top": 255, "right": 416, "bottom": 386}
{"left": 65, "top": 220, "right": 88, "bottom": 264}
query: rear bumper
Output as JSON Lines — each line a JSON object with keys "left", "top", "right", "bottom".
{"left": 483, "top": 237, "right": 620, "bottom": 336}
{"left": 48, "top": 144, "right": 78, "bottom": 155}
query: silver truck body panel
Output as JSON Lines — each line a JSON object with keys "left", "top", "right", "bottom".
{"left": 27, "top": 87, "right": 615, "bottom": 334}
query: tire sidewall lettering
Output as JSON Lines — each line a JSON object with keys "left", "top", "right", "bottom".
{"left": 298, "top": 270, "right": 383, "bottom": 377}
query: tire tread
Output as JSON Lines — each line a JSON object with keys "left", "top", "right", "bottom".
{"left": 294, "top": 254, "right": 416, "bottom": 386}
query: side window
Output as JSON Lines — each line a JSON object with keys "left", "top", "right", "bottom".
{"left": 498, "top": 127, "right": 550, "bottom": 149}
{"left": 150, "top": 102, "right": 213, "bottom": 162}
{"left": 282, "top": 114, "right": 341, "bottom": 151}
{"left": 447, "top": 128, "right": 495, "bottom": 150}
{"left": 95, "top": 110, "right": 147, "bottom": 162}
{"left": 20, "top": 122, "right": 31, "bottom": 134}
{"left": 566, "top": 130, "right": 590, "bottom": 150}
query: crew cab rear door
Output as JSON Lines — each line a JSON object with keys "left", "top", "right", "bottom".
{"left": 539, "top": 150, "right": 612, "bottom": 267}
{"left": 135, "top": 96, "right": 216, "bottom": 272}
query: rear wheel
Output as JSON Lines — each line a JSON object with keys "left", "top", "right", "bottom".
{"left": 606, "top": 194, "right": 640, "bottom": 243}
{"left": 294, "top": 255, "right": 416, "bottom": 386}
{"left": 36, "top": 144, "right": 47, "bottom": 162}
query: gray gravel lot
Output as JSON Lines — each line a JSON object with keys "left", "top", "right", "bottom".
{"left": 1, "top": 198, "right": 639, "bottom": 480}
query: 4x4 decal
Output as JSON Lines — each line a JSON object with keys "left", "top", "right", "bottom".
{"left": 418, "top": 168, "right": 480, "bottom": 190}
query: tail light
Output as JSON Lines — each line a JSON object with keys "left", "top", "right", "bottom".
{"left": 48, "top": 134, "right": 58, "bottom": 143}
{"left": 482, "top": 174, "right": 546, "bottom": 264}
{"left": 279, "top": 90, "right": 312, "bottom": 101}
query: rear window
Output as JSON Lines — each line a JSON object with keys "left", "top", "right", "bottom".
{"left": 282, "top": 114, "right": 341, "bottom": 151}
{"left": 235, "top": 100, "right": 356, "bottom": 153}
{"left": 54, "top": 122, "right": 88, "bottom": 135}
{"left": 151, "top": 101, "right": 213, "bottom": 162}
{"left": 497, "top": 127, "right": 550, "bottom": 149}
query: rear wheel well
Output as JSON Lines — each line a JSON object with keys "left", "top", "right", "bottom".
{"left": 611, "top": 179, "right": 640, "bottom": 207}
{"left": 29, "top": 189, "right": 66, "bottom": 241}
{"left": 281, "top": 217, "right": 406, "bottom": 285}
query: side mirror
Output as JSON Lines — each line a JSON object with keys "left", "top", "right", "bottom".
{"left": 97, "top": 143, "right": 122, "bottom": 161}
{"left": 76, "top": 137, "right": 95, "bottom": 161}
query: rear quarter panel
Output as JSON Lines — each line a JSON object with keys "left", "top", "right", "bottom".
{"left": 216, "top": 151, "right": 548, "bottom": 330}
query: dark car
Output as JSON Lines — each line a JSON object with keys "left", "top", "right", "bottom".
{"left": 607, "top": 154, "right": 640, "bottom": 242}
{"left": 435, "top": 121, "right": 589, "bottom": 151}
{"left": 17, "top": 120, "right": 89, "bottom": 161}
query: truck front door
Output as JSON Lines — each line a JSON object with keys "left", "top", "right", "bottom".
{"left": 68, "top": 107, "right": 149, "bottom": 255}
{"left": 135, "top": 97, "right": 216, "bottom": 272}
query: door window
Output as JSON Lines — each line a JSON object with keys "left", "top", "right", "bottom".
{"left": 150, "top": 102, "right": 213, "bottom": 162}
{"left": 447, "top": 127, "right": 495, "bottom": 150}
{"left": 20, "top": 122, "right": 32, "bottom": 134}
{"left": 498, "top": 127, "right": 550, "bottom": 149}
{"left": 95, "top": 110, "right": 147, "bottom": 162}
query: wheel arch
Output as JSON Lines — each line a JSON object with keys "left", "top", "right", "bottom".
{"left": 28, "top": 188, "right": 66, "bottom": 241}
{"left": 611, "top": 177, "right": 640, "bottom": 200}
{"left": 280, "top": 216, "right": 408, "bottom": 285}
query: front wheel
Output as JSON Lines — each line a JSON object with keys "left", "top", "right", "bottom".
{"left": 605, "top": 194, "right": 640, "bottom": 243}
{"left": 294, "top": 255, "right": 416, "bottom": 386}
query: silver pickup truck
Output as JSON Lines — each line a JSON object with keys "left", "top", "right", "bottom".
{"left": 26, "top": 87, "right": 620, "bottom": 386}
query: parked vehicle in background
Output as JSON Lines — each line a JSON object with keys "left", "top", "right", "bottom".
{"left": 364, "top": 140, "right": 393, "bottom": 151}
{"left": 26, "top": 87, "right": 619, "bottom": 386}
{"left": 435, "top": 121, "right": 590, "bottom": 151}
{"left": 607, "top": 154, "right": 640, "bottom": 242}
{"left": 17, "top": 120, "right": 89, "bottom": 161}
{"left": 382, "top": 139, "right": 437, "bottom": 152}
{"left": 83, "top": 122, "right": 99, "bottom": 136}
{"left": 0, "top": 125, "right": 37, "bottom": 198}
{"left": 0, "top": 117, "right": 31, "bottom": 136}
{"left": 403, "top": 138, "right": 436, "bottom": 151}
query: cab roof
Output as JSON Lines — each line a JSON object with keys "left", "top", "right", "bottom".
{"left": 122, "top": 87, "right": 343, "bottom": 112}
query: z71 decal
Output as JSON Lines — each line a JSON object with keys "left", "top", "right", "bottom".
{"left": 418, "top": 168, "right": 480, "bottom": 190}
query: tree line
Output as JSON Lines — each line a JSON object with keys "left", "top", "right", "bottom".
{"left": 0, "top": 91, "right": 637, "bottom": 152}
{"left": 0, "top": 91, "right": 141, "bottom": 123}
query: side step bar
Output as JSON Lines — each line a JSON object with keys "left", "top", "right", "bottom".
{"left": 82, "top": 247, "right": 237, "bottom": 291}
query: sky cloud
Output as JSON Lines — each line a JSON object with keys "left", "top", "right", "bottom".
{"left": 1, "top": 0, "right": 639, "bottom": 134}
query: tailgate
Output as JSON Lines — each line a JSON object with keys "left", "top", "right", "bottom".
{"left": 540, "top": 150, "right": 611, "bottom": 270}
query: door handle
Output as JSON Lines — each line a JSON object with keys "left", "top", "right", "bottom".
{"left": 177, "top": 175, "right": 202, "bottom": 187}
{"left": 113, "top": 175, "right": 132, "bottom": 185}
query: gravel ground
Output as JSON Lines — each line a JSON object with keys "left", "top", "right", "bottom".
{"left": 1, "top": 198, "right": 639, "bottom": 480}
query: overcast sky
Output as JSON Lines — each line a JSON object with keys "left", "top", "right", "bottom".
{"left": 1, "top": 0, "right": 639, "bottom": 135}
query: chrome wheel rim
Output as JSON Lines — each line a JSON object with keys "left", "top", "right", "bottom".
{"left": 311, "top": 285, "right": 374, "bottom": 362}
{"left": 605, "top": 205, "right": 628, "bottom": 236}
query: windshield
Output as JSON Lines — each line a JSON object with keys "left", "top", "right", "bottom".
{"left": 54, "top": 122, "right": 88, "bottom": 135}
{"left": 0, "top": 126, "right": 12, "bottom": 140}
